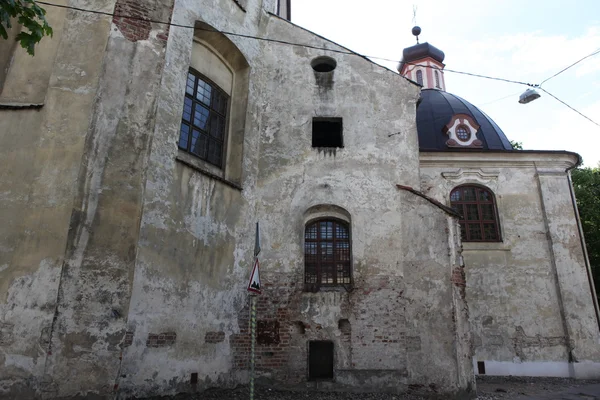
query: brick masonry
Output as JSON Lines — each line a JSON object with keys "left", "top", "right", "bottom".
{"left": 205, "top": 331, "right": 225, "bottom": 344}
{"left": 146, "top": 332, "right": 176, "bottom": 348}
{"left": 231, "top": 280, "right": 408, "bottom": 380}
{"left": 112, "top": 0, "right": 173, "bottom": 43}
{"left": 122, "top": 331, "right": 134, "bottom": 348}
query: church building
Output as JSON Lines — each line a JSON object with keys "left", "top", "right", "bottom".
{"left": 0, "top": 0, "right": 598, "bottom": 398}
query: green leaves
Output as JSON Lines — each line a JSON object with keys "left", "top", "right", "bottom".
{"left": 0, "top": 0, "right": 52, "bottom": 56}
{"left": 509, "top": 140, "right": 523, "bottom": 150}
{"left": 572, "top": 166, "right": 600, "bottom": 294}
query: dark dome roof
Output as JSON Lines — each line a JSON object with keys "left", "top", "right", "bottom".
{"left": 402, "top": 42, "right": 445, "bottom": 64}
{"left": 416, "top": 89, "right": 513, "bottom": 151}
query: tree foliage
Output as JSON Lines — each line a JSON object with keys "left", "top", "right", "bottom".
{"left": 572, "top": 166, "right": 600, "bottom": 294}
{"left": 0, "top": 0, "right": 52, "bottom": 56}
{"left": 510, "top": 140, "right": 523, "bottom": 150}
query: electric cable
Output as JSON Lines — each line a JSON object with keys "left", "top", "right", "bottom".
{"left": 540, "top": 47, "right": 600, "bottom": 86}
{"left": 35, "top": 0, "right": 536, "bottom": 87}
{"left": 539, "top": 88, "right": 600, "bottom": 128}
{"left": 29, "top": 1, "right": 600, "bottom": 128}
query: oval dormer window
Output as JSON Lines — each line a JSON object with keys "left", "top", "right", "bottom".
{"left": 456, "top": 125, "right": 471, "bottom": 141}
{"left": 311, "top": 56, "right": 337, "bottom": 72}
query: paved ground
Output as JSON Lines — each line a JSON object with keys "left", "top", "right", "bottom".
{"left": 139, "top": 377, "right": 600, "bottom": 399}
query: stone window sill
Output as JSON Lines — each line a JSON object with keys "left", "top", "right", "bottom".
{"left": 175, "top": 152, "right": 242, "bottom": 191}
{"left": 462, "top": 242, "right": 511, "bottom": 252}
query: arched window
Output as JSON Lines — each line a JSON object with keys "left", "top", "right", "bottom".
{"left": 304, "top": 219, "right": 351, "bottom": 288}
{"left": 450, "top": 186, "right": 501, "bottom": 242}
{"left": 435, "top": 70, "right": 441, "bottom": 88}
{"left": 416, "top": 69, "right": 423, "bottom": 85}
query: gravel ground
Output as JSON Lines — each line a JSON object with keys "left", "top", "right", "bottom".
{"left": 137, "top": 377, "right": 600, "bottom": 400}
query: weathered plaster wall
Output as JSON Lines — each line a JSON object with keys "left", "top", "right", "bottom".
{"left": 1, "top": 0, "right": 474, "bottom": 397}
{"left": 0, "top": 1, "right": 113, "bottom": 397}
{"left": 117, "top": 0, "right": 473, "bottom": 398}
{"left": 420, "top": 152, "right": 600, "bottom": 378}
{"left": 40, "top": 0, "right": 174, "bottom": 397}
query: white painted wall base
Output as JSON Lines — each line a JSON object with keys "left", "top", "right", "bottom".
{"left": 473, "top": 359, "right": 600, "bottom": 379}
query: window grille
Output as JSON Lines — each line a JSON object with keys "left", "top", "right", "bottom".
{"left": 450, "top": 186, "right": 501, "bottom": 242}
{"left": 304, "top": 219, "right": 351, "bottom": 288}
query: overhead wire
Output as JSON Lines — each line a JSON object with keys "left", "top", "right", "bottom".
{"left": 540, "top": 47, "right": 600, "bottom": 86}
{"left": 31, "top": 1, "right": 600, "bottom": 128}
{"left": 36, "top": 0, "right": 536, "bottom": 87}
{"left": 539, "top": 88, "right": 600, "bottom": 128}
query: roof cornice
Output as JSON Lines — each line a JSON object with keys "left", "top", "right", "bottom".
{"left": 420, "top": 150, "right": 581, "bottom": 172}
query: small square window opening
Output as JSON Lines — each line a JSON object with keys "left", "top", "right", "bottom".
{"left": 312, "top": 118, "right": 343, "bottom": 148}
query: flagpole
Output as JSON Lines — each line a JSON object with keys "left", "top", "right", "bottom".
{"left": 248, "top": 222, "right": 261, "bottom": 400}
{"left": 249, "top": 289, "right": 257, "bottom": 400}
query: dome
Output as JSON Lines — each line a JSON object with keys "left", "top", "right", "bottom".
{"left": 400, "top": 42, "right": 445, "bottom": 65}
{"left": 416, "top": 89, "right": 513, "bottom": 151}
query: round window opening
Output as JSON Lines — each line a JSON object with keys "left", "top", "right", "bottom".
{"left": 456, "top": 125, "right": 471, "bottom": 141}
{"left": 311, "top": 56, "right": 337, "bottom": 73}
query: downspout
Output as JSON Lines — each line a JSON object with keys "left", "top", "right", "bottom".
{"left": 565, "top": 162, "right": 600, "bottom": 332}
{"left": 534, "top": 162, "right": 575, "bottom": 375}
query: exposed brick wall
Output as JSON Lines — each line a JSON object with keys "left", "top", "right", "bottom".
{"left": 112, "top": 0, "right": 173, "bottom": 43}
{"left": 231, "top": 280, "right": 407, "bottom": 378}
{"left": 451, "top": 266, "right": 467, "bottom": 298}
{"left": 146, "top": 332, "right": 176, "bottom": 348}
{"left": 205, "top": 331, "right": 225, "bottom": 344}
{"left": 122, "top": 331, "right": 134, "bottom": 348}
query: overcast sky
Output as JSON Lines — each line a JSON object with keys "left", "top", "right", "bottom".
{"left": 292, "top": 0, "right": 600, "bottom": 167}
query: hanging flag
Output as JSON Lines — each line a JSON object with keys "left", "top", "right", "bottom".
{"left": 247, "top": 258, "right": 261, "bottom": 294}
{"left": 254, "top": 222, "right": 261, "bottom": 257}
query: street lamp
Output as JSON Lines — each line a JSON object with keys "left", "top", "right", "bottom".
{"left": 519, "top": 88, "right": 541, "bottom": 104}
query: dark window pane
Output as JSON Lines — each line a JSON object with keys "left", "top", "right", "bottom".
{"left": 183, "top": 97, "right": 193, "bottom": 122}
{"left": 481, "top": 204, "right": 495, "bottom": 221}
{"left": 305, "top": 264, "right": 318, "bottom": 284}
{"left": 478, "top": 189, "right": 491, "bottom": 202}
{"left": 305, "top": 224, "right": 317, "bottom": 240}
{"left": 186, "top": 73, "right": 195, "bottom": 95}
{"left": 459, "top": 223, "right": 467, "bottom": 240}
{"left": 320, "top": 221, "right": 333, "bottom": 240}
{"left": 463, "top": 188, "right": 477, "bottom": 201}
{"left": 468, "top": 224, "right": 482, "bottom": 240}
{"left": 336, "top": 242, "right": 350, "bottom": 261}
{"left": 193, "top": 105, "right": 210, "bottom": 130}
{"left": 450, "top": 190, "right": 461, "bottom": 202}
{"left": 336, "top": 224, "right": 349, "bottom": 239}
{"left": 196, "top": 79, "right": 212, "bottom": 105}
{"left": 179, "top": 123, "right": 190, "bottom": 149}
{"left": 213, "top": 91, "right": 228, "bottom": 115}
{"left": 321, "top": 242, "right": 334, "bottom": 261}
{"left": 483, "top": 224, "right": 497, "bottom": 240}
{"left": 191, "top": 131, "right": 207, "bottom": 158}
{"left": 321, "top": 265, "right": 334, "bottom": 284}
{"left": 465, "top": 204, "right": 479, "bottom": 221}
{"left": 207, "top": 139, "right": 222, "bottom": 167}
{"left": 209, "top": 114, "right": 226, "bottom": 139}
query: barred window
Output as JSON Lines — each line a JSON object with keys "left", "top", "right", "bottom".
{"left": 435, "top": 70, "right": 440, "bottom": 88}
{"left": 304, "top": 219, "right": 351, "bottom": 288}
{"left": 179, "top": 69, "right": 228, "bottom": 168}
{"left": 450, "top": 186, "right": 501, "bottom": 242}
